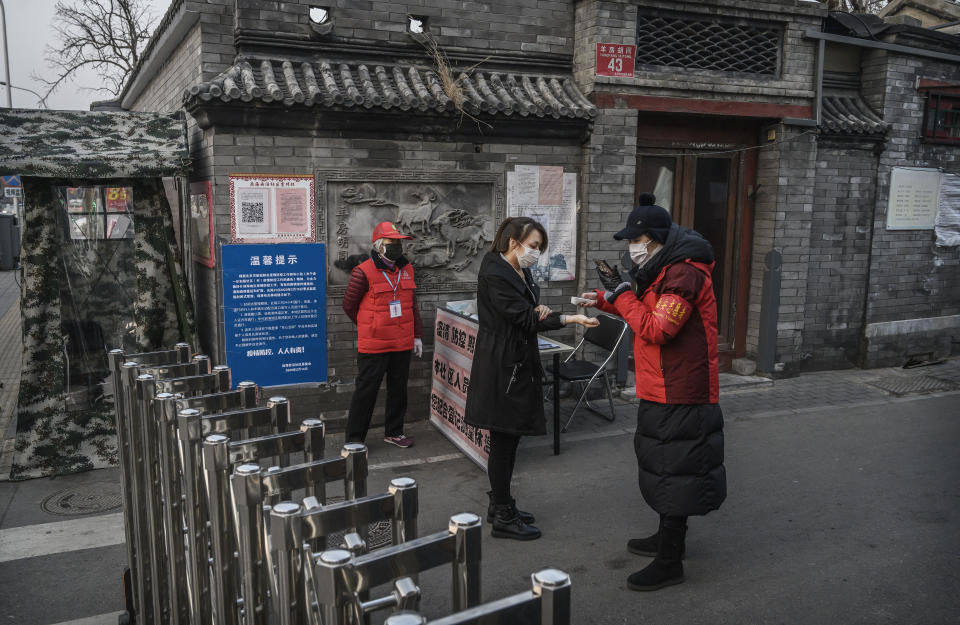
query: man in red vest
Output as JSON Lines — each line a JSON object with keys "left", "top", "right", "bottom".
{"left": 342, "top": 221, "right": 422, "bottom": 448}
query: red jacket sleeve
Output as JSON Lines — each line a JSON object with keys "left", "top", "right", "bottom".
{"left": 595, "top": 264, "right": 704, "bottom": 345}
{"left": 341, "top": 266, "right": 368, "bottom": 324}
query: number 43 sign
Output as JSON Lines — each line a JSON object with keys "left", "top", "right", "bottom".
{"left": 596, "top": 43, "right": 636, "bottom": 78}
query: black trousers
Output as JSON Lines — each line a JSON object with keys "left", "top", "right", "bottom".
{"left": 487, "top": 430, "right": 522, "bottom": 505}
{"left": 346, "top": 350, "right": 411, "bottom": 442}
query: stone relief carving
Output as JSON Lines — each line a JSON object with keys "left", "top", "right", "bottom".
{"left": 318, "top": 171, "right": 504, "bottom": 295}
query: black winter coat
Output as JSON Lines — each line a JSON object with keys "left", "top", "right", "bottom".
{"left": 464, "top": 252, "right": 563, "bottom": 436}
{"left": 635, "top": 400, "right": 726, "bottom": 516}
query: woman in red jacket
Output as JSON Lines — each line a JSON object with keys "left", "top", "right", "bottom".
{"left": 579, "top": 193, "right": 726, "bottom": 591}
{"left": 341, "top": 221, "right": 423, "bottom": 448}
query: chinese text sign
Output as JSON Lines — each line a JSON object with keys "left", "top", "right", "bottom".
{"left": 222, "top": 243, "right": 327, "bottom": 387}
{"left": 430, "top": 309, "right": 489, "bottom": 470}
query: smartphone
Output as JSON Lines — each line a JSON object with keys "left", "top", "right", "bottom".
{"left": 594, "top": 258, "right": 618, "bottom": 278}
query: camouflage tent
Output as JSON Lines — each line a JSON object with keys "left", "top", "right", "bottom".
{"left": 0, "top": 109, "right": 196, "bottom": 479}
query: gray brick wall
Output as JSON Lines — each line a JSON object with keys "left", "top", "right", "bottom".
{"left": 745, "top": 124, "right": 818, "bottom": 371}
{"left": 235, "top": 0, "right": 575, "bottom": 57}
{"left": 573, "top": 0, "right": 823, "bottom": 106}
{"left": 129, "top": 23, "right": 203, "bottom": 113}
{"left": 580, "top": 107, "right": 638, "bottom": 286}
{"left": 129, "top": 0, "right": 235, "bottom": 113}
{"left": 860, "top": 50, "right": 960, "bottom": 367}
{"left": 800, "top": 139, "right": 878, "bottom": 370}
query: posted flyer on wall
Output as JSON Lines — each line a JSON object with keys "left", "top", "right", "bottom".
{"left": 506, "top": 165, "right": 577, "bottom": 281}
{"left": 229, "top": 173, "right": 316, "bottom": 243}
{"left": 221, "top": 243, "right": 327, "bottom": 386}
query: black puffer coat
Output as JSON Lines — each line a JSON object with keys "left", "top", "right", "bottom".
{"left": 635, "top": 400, "right": 726, "bottom": 516}
{"left": 464, "top": 252, "right": 563, "bottom": 436}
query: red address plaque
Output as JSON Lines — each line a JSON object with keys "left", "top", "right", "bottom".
{"left": 596, "top": 43, "right": 636, "bottom": 78}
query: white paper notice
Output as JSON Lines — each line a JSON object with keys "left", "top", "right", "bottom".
{"left": 229, "top": 174, "right": 316, "bottom": 242}
{"left": 506, "top": 166, "right": 577, "bottom": 281}
{"left": 887, "top": 168, "right": 940, "bottom": 230}
{"left": 935, "top": 173, "right": 960, "bottom": 247}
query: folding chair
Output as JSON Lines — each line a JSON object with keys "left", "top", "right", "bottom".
{"left": 545, "top": 312, "right": 628, "bottom": 433}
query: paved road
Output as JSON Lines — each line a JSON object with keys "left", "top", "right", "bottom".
{"left": 1, "top": 384, "right": 958, "bottom": 624}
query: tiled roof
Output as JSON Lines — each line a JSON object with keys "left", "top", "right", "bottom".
{"left": 184, "top": 57, "right": 598, "bottom": 121}
{"left": 821, "top": 93, "right": 889, "bottom": 136}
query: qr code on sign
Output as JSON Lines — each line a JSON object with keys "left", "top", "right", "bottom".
{"left": 241, "top": 201, "right": 264, "bottom": 224}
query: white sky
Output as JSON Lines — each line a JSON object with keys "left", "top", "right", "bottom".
{"left": 2, "top": 0, "right": 171, "bottom": 111}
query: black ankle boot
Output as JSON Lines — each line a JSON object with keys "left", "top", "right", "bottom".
{"left": 627, "top": 517, "right": 686, "bottom": 558}
{"left": 490, "top": 504, "right": 541, "bottom": 541}
{"left": 486, "top": 491, "right": 535, "bottom": 524}
{"left": 627, "top": 523, "right": 685, "bottom": 591}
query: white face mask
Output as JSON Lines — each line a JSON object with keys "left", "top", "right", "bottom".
{"left": 629, "top": 241, "right": 650, "bottom": 266}
{"left": 516, "top": 242, "right": 541, "bottom": 268}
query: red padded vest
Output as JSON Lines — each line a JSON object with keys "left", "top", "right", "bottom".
{"left": 356, "top": 259, "right": 417, "bottom": 353}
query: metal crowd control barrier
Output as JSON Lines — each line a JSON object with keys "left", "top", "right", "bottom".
{"left": 203, "top": 422, "right": 328, "bottom": 625}
{"left": 150, "top": 376, "right": 252, "bottom": 625}
{"left": 117, "top": 352, "right": 215, "bottom": 625}
{"left": 108, "top": 344, "right": 191, "bottom": 625}
{"left": 229, "top": 444, "right": 371, "bottom": 625}
{"left": 382, "top": 569, "right": 571, "bottom": 625}
{"left": 136, "top": 365, "right": 233, "bottom": 625}
{"left": 134, "top": 364, "right": 232, "bottom": 625}
{"left": 109, "top": 345, "right": 569, "bottom": 625}
{"left": 293, "top": 477, "right": 419, "bottom": 625}
{"left": 312, "top": 512, "right": 483, "bottom": 625}
{"left": 177, "top": 398, "right": 293, "bottom": 625}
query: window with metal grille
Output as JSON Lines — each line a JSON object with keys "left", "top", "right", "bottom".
{"left": 636, "top": 14, "right": 781, "bottom": 76}
{"left": 923, "top": 93, "right": 960, "bottom": 143}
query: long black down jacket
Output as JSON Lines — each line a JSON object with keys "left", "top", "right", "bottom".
{"left": 635, "top": 399, "right": 726, "bottom": 516}
{"left": 464, "top": 252, "right": 563, "bottom": 436}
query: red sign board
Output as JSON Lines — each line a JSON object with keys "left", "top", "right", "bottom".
{"left": 596, "top": 43, "right": 636, "bottom": 78}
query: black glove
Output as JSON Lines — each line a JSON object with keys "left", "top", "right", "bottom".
{"left": 605, "top": 282, "right": 633, "bottom": 304}
{"left": 596, "top": 263, "right": 622, "bottom": 292}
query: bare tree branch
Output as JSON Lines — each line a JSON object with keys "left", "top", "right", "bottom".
{"left": 33, "top": 0, "right": 157, "bottom": 102}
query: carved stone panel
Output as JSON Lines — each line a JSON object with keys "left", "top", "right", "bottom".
{"left": 318, "top": 170, "right": 504, "bottom": 295}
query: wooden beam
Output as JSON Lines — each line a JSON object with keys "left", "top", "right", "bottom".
{"left": 591, "top": 93, "right": 813, "bottom": 119}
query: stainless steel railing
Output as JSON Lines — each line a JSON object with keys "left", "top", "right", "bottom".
{"left": 109, "top": 344, "right": 570, "bottom": 625}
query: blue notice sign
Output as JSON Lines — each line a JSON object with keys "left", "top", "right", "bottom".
{"left": 222, "top": 243, "right": 327, "bottom": 387}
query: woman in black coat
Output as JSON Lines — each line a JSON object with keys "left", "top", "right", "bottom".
{"left": 464, "top": 217, "right": 598, "bottom": 541}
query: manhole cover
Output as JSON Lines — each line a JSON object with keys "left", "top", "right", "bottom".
{"left": 41, "top": 483, "right": 123, "bottom": 516}
{"left": 867, "top": 375, "right": 957, "bottom": 397}
{"left": 322, "top": 495, "right": 393, "bottom": 550}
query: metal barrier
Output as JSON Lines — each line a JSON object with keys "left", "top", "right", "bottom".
{"left": 152, "top": 381, "right": 260, "bottom": 625}
{"left": 117, "top": 352, "right": 214, "bottom": 625}
{"left": 177, "top": 398, "right": 292, "bottom": 625}
{"left": 294, "top": 476, "right": 419, "bottom": 625}
{"left": 229, "top": 444, "right": 370, "bottom": 625}
{"left": 312, "top": 513, "right": 483, "bottom": 625}
{"left": 382, "top": 569, "right": 571, "bottom": 625}
{"left": 203, "top": 422, "right": 327, "bottom": 625}
{"left": 137, "top": 366, "right": 235, "bottom": 625}
{"left": 108, "top": 344, "right": 569, "bottom": 625}
{"left": 108, "top": 344, "right": 191, "bottom": 625}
